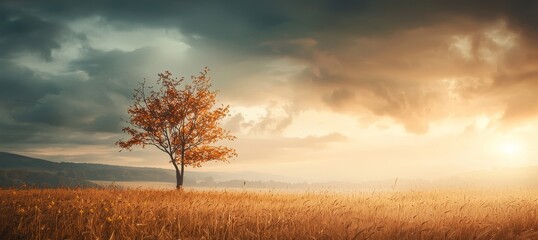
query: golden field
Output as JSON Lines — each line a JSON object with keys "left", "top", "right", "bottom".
{"left": 1, "top": 188, "right": 538, "bottom": 239}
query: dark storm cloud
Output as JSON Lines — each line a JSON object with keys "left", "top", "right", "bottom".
{"left": 4, "top": 0, "right": 291, "bottom": 52}
{"left": 0, "top": 47, "right": 149, "bottom": 145}
{"left": 7, "top": 47, "right": 155, "bottom": 133}
{"left": 4, "top": 0, "right": 537, "bottom": 53}
{"left": 1, "top": 0, "right": 537, "bottom": 152}
{"left": 0, "top": 61, "right": 60, "bottom": 108}
{"left": 5, "top": 0, "right": 536, "bottom": 59}
{"left": 0, "top": 7, "right": 69, "bottom": 60}
{"left": 70, "top": 47, "right": 153, "bottom": 97}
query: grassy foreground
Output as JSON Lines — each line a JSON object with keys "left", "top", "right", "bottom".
{"left": 1, "top": 188, "right": 538, "bottom": 239}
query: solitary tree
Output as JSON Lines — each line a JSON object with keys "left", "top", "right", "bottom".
{"left": 117, "top": 68, "right": 237, "bottom": 189}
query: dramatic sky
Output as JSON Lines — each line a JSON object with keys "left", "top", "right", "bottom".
{"left": 1, "top": 0, "right": 537, "bottom": 182}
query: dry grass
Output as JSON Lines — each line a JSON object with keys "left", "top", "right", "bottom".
{"left": 1, "top": 188, "right": 538, "bottom": 239}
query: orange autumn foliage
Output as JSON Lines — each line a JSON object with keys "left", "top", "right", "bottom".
{"left": 117, "top": 68, "right": 237, "bottom": 188}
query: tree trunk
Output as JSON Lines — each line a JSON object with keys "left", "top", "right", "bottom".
{"left": 175, "top": 146, "right": 185, "bottom": 190}
{"left": 179, "top": 161, "right": 185, "bottom": 188}
{"left": 172, "top": 161, "right": 183, "bottom": 190}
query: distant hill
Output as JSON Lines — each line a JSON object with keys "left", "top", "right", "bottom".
{"left": 0, "top": 152, "right": 291, "bottom": 188}
{"left": 0, "top": 169, "right": 98, "bottom": 188}
{"left": 0, "top": 152, "right": 218, "bottom": 187}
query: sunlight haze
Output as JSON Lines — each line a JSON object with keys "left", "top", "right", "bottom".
{"left": 1, "top": 1, "right": 538, "bottom": 183}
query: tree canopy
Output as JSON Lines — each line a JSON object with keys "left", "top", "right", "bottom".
{"left": 117, "top": 68, "right": 237, "bottom": 189}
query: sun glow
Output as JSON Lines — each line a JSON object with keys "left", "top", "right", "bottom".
{"left": 499, "top": 141, "right": 523, "bottom": 156}
{"left": 493, "top": 139, "right": 528, "bottom": 167}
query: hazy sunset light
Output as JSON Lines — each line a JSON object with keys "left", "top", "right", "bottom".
{"left": 499, "top": 141, "right": 523, "bottom": 156}
{"left": 1, "top": 0, "right": 537, "bottom": 183}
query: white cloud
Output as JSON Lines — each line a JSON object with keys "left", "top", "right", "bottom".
{"left": 68, "top": 16, "right": 190, "bottom": 52}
